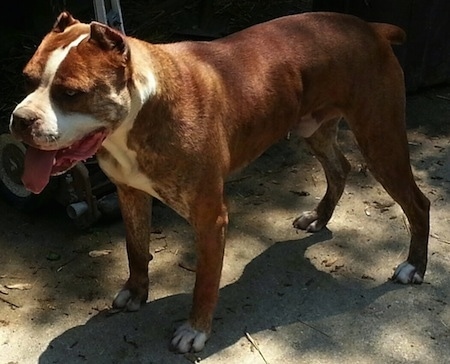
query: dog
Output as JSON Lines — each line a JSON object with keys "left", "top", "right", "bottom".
{"left": 10, "top": 11, "right": 430, "bottom": 353}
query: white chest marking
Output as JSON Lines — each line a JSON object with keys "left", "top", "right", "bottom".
{"left": 100, "top": 119, "right": 162, "bottom": 201}
{"left": 99, "top": 59, "right": 162, "bottom": 198}
{"left": 99, "top": 64, "right": 161, "bottom": 197}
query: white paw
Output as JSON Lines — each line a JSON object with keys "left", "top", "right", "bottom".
{"left": 112, "top": 289, "right": 142, "bottom": 311}
{"left": 305, "top": 220, "right": 322, "bottom": 232}
{"left": 171, "top": 322, "right": 209, "bottom": 353}
{"left": 393, "top": 261, "right": 423, "bottom": 284}
{"left": 293, "top": 211, "right": 323, "bottom": 232}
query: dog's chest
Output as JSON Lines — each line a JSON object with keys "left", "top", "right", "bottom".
{"left": 98, "top": 128, "right": 161, "bottom": 200}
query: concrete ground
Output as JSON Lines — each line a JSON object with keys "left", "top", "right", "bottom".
{"left": 0, "top": 86, "right": 449, "bottom": 364}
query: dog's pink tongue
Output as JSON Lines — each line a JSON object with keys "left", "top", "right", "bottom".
{"left": 22, "top": 147, "right": 57, "bottom": 194}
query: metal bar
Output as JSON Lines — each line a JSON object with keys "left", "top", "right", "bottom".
{"left": 93, "top": 0, "right": 125, "bottom": 33}
{"left": 93, "top": 0, "right": 108, "bottom": 24}
{"left": 110, "top": 0, "right": 125, "bottom": 33}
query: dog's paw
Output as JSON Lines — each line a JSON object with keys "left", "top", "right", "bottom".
{"left": 392, "top": 261, "right": 423, "bottom": 284}
{"left": 112, "top": 289, "right": 146, "bottom": 311}
{"left": 170, "top": 322, "right": 209, "bottom": 353}
{"left": 293, "top": 211, "right": 324, "bottom": 232}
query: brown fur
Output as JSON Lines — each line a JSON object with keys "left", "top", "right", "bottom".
{"left": 12, "top": 12, "right": 429, "bottom": 353}
{"left": 109, "top": 13, "right": 428, "bottom": 351}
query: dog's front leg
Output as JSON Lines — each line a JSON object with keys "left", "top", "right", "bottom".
{"left": 171, "top": 200, "right": 228, "bottom": 353}
{"left": 113, "top": 184, "right": 153, "bottom": 311}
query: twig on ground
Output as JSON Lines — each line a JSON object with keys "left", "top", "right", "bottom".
{"left": 0, "top": 296, "right": 21, "bottom": 309}
{"left": 0, "top": 284, "right": 8, "bottom": 295}
{"left": 436, "top": 94, "right": 450, "bottom": 101}
{"left": 245, "top": 331, "right": 269, "bottom": 364}
{"left": 228, "top": 175, "right": 252, "bottom": 183}
{"left": 57, "top": 256, "right": 79, "bottom": 272}
{"left": 430, "top": 233, "right": 450, "bottom": 245}
{"left": 402, "top": 215, "right": 411, "bottom": 234}
{"left": 298, "top": 319, "right": 331, "bottom": 338}
{"left": 178, "top": 262, "right": 196, "bottom": 272}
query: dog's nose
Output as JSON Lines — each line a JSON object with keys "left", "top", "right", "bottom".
{"left": 10, "top": 109, "right": 38, "bottom": 131}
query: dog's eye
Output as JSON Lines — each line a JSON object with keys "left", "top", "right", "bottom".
{"left": 64, "top": 88, "right": 79, "bottom": 97}
{"left": 50, "top": 85, "right": 85, "bottom": 103}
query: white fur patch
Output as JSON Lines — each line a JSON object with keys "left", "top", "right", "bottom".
{"left": 11, "top": 34, "right": 95, "bottom": 147}
{"left": 112, "top": 289, "right": 142, "bottom": 311}
{"left": 99, "top": 114, "right": 162, "bottom": 201}
{"left": 97, "top": 60, "right": 162, "bottom": 199}
{"left": 135, "top": 71, "right": 158, "bottom": 105}
{"left": 393, "top": 261, "right": 423, "bottom": 284}
{"left": 44, "top": 34, "right": 88, "bottom": 85}
{"left": 171, "top": 322, "right": 209, "bottom": 353}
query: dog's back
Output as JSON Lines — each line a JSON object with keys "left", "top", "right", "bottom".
{"left": 153, "top": 12, "right": 406, "bottom": 173}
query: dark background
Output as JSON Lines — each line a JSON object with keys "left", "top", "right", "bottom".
{"left": 0, "top": 0, "right": 449, "bottom": 133}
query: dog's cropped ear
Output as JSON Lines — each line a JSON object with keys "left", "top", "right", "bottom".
{"left": 53, "top": 12, "right": 80, "bottom": 33}
{"left": 89, "top": 22, "right": 129, "bottom": 57}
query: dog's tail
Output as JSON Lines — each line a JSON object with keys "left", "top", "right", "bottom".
{"left": 370, "top": 23, "right": 406, "bottom": 45}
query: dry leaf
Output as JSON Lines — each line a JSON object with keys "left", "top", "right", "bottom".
{"left": 5, "top": 283, "right": 32, "bottom": 291}
{"left": 88, "top": 249, "right": 112, "bottom": 258}
{"left": 0, "top": 285, "right": 8, "bottom": 295}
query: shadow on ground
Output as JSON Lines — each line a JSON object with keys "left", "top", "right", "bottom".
{"left": 38, "top": 229, "right": 409, "bottom": 364}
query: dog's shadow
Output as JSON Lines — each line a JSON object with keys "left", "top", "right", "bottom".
{"left": 38, "top": 230, "right": 399, "bottom": 364}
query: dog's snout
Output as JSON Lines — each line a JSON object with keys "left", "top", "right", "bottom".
{"left": 11, "top": 109, "right": 38, "bottom": 131}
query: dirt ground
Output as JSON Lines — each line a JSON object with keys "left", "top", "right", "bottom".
{"left": 0, "top": 86, "right": 449, "bottom": 364}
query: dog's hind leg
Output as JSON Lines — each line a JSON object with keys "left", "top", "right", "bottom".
{"left": 293, "top": 118, "right": 351, "bottom": 232}
{"left": 347, "top": 98, "right": 430, "bottom": 284}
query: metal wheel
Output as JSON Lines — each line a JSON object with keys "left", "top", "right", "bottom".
{"left": 0, "top": 133, "right": 50, "bottom": 210}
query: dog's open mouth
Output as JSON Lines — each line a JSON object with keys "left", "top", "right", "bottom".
{"left": 22, "top": 129, "right": 108, "bottom": 194}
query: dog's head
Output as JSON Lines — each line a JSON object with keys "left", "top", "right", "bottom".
{"left": 10, "top": 12, "right": 134, "bottom": 193}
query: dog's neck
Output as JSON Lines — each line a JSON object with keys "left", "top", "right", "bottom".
{"left": 125, "top": 39, "right": 204, "bottom": 132}
{"left": 127, "top": 38, "right": 159, "bottom": 106}
{"left": 102, "top": 39, "right": 183, "bottom": 153}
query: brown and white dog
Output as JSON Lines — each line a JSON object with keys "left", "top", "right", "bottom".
{"left": 10, "top": 12, "right": 430, "bottom": 353}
